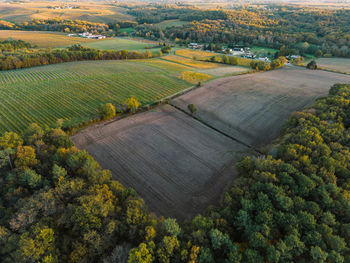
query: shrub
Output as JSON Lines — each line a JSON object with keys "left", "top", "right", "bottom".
{"left": 315, "top": 49, "right": 323, "bottom": 57}
{"left": 161, "top": 45, "right": 171, "bottom": 54}
{"left": 222, "top": 55, "right": 229, "bottom": 64}
{"left": 99, "top": 103, "right": 116, "bottom": 120}
{"left": 307, "top": 60, "right": 317, "bottom": 70}
{"left": 187, "top": 104, "right": 198, "bottom": 115}
{"left": 292, "top": 57, "right": 304, "bottom": 65}
{"left": 250, "top": 61, "right": 271, "bottom": 71}
{"left": 229, "top": 56, "right": 238, "bottom": 65}
{"left": 124, "top": 96, "right": 140, "bottom": 113}
{"left": 271, "top": 56, "right": 287, "bottom": 69}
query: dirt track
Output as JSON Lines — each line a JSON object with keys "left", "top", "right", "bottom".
{"left": 173, "top": 66, "right": 350, "bottom": 148}
{"left": 72, "top": 105, "right": 248, "bottom": 220}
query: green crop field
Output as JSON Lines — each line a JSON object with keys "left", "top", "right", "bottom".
{"left": 82, "top": 37, "right": 156, "bottom": 51}
{"left": 250, "top": 46, "right": 278, "bottom": 55}
{"left": 154, "top": 19, "right": 189, "bottom": 29}
{"left": 120, "top": 27, "right": 135, "bottom": 34}
{"left": 0, "top": 59, "right": 192, "bottom": 133}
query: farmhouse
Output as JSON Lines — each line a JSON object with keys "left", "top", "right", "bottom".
{"left": 188, "top": 43, "right": 198, "bottom": 49}
{"left": 233, "top": 47, "right": 244, "bottom": 52}
{"left": 244, "top": 52, "right": 256, "bottom": 59}
{"left": 78, "top": 32, "right": 106, "bottom": 39}
{"left": 229, "top": 46, "right": 250, "bottom": 56}
{"left": 287, "top": 55, "right": 301, "bottom": 60}
{"left": 258, "top": 57, "right": 271, "bottom": 63}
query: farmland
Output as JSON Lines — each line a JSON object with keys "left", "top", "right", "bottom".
{"left": 175, "top": 49, "right": 219, "bottom": 59}
{"left": 0, "top": 2, "right": 134, "bottom": 23}
{"left": 177, "top": 71, "right": 211, "bottom": 84}
{"left": 0, "top": 59, "right": 192, "bottom": 133}
{"left": 0, "top": 51, "right": 250, "bottom": 134}
{"left": 71, "top": 104, "right": 248, "bottom": 220}
{"left": 173, "top": 66, "right": 350, "bottom": 148}
{"left": 82, "top": 37, "right": 156, "bottom": 51}
{"left": 70, "top": 65, "right": 350, "bottom": 220}
{"left": 249, "top": 46, "right": 278, "bottom": 55}
{"left": 3, "top": 2, "right": 350, "bottom": 262}
{"left": 197, "top": 65, "right": 250, "bottom": 77}
{"left": 154, "top": 19, "right": 189, "bottom": 29}
{"left": 316, "top": 58, "right": 350, "bottom": 74}
{"left": 162, "top": 55, "right": 220, "bottom": 69}
{"left": 0, "top": 30, "right": 97, "bottom": 48}
{"left": 152, "top": 52, "right": 250, "bottom": 76}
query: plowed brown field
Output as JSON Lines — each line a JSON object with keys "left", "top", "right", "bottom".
{"left": 72, "top": 105, "right": 249, "bottom": 220}
{"left": 173, "top": 67, "right": 350, "bottom": 148}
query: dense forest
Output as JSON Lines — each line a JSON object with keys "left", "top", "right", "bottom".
{"left": 131, "top": 5, "right": 350, "bottom": 57}
{"left": 0, "top": 42, "right": 159, "bottom": 71}
{"left": 1, "top": 83, "right": 350, "bottom": 262}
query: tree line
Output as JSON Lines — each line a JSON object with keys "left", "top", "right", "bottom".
{"left": 208, "top": 54, "right": 287, "bottom": 71}
{"left": 0, "top": 19, "right": 108, "bottom": 34}
{"left": 0, "top": 44, "right": 160, "bottom": 71}
{"left": 0, "top": 18, "right": 138, "bottom": 36}
{"left": 0, "top": 40, "right": 33, "bottom": 52}
{"left": 1, "top": 83, "right": 350, "bottom": 262}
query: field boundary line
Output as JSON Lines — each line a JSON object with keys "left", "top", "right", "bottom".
{"left": 293, "top": 63, "right": 350, "bottom": 76}
{"left": 65, "top": 69, "right": 255, "bottom": 135}
{"left": 316, "top": 67, "right": 350, "bottom": 76}
{"left": 168, "top": 103, "right": 262, "bottom": 155}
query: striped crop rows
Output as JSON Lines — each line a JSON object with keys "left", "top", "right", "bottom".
{"left": 0, "top": 60, "right": 191, "bottom": 133}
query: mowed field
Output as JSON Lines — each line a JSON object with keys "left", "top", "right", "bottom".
{"left": 316, "top": 58, "right": 350, "bottom": 74}
{"left": 173, "top": 66, "right": 350, "bottom": 148}
{"left": 0, "top": 59, "right": 192, "bottom": 133}
{"left": 154, "top": 19, "right": 190, "bottom": 29}
{"left": 162, "top": 55, "right": 221, "bottom": 69}
{"left": 175, "top": 49, "right": 220, "bottom": 59}
{"left": 0, "top": 30, "right": 97, "bottom": 48}
{"left": 0, "top": 2, "right": 134, "bottom": 23}
{"left": 72, "top": 105, "right": 248, "bottom": 220}
{"left": 82, "top": 37, "right": 155, "bottom": 51}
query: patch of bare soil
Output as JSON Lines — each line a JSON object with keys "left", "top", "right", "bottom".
{"left": 72, "top": 105, "right": 249, "bottom": 220}
{"left": 173, "top": 67, "right": 350, "bottom": 148}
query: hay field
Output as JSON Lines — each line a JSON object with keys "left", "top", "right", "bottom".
{"left": 173, "top": 67, "right": 350, "bottom": 148}
{"left": 137, "top": 59, "right": 191, "bottom": 72}
{"left": 82, "top": 37, "right": 155, "bottom": 51}
{"left": 197, "top": 66, "right": 250, "bottom": 76}
{"left": 178, "top": 71, "right": 211, "bottom": 84}
{"left": 72, "top": 105, "right": 248, "bottom": 220}
{"left": 0, "top": 59, "right": 192, "bottom": 133}
{"left": 162, "top": 55, "right": 220, "bottom": 69}
{"left": 154, "top": 19, "right": 189, "bottom": 29}
{"left": 0, "top": 2, "right": 134, "bottom": 23}
{"left": 316, "top": 58, "right": 350, "bottom": 74}
{"left": 0, "top": 30, "right": 96, "bottom": 48}
{"left": 175, "top": 49, "right": 220, "bottom": 59}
